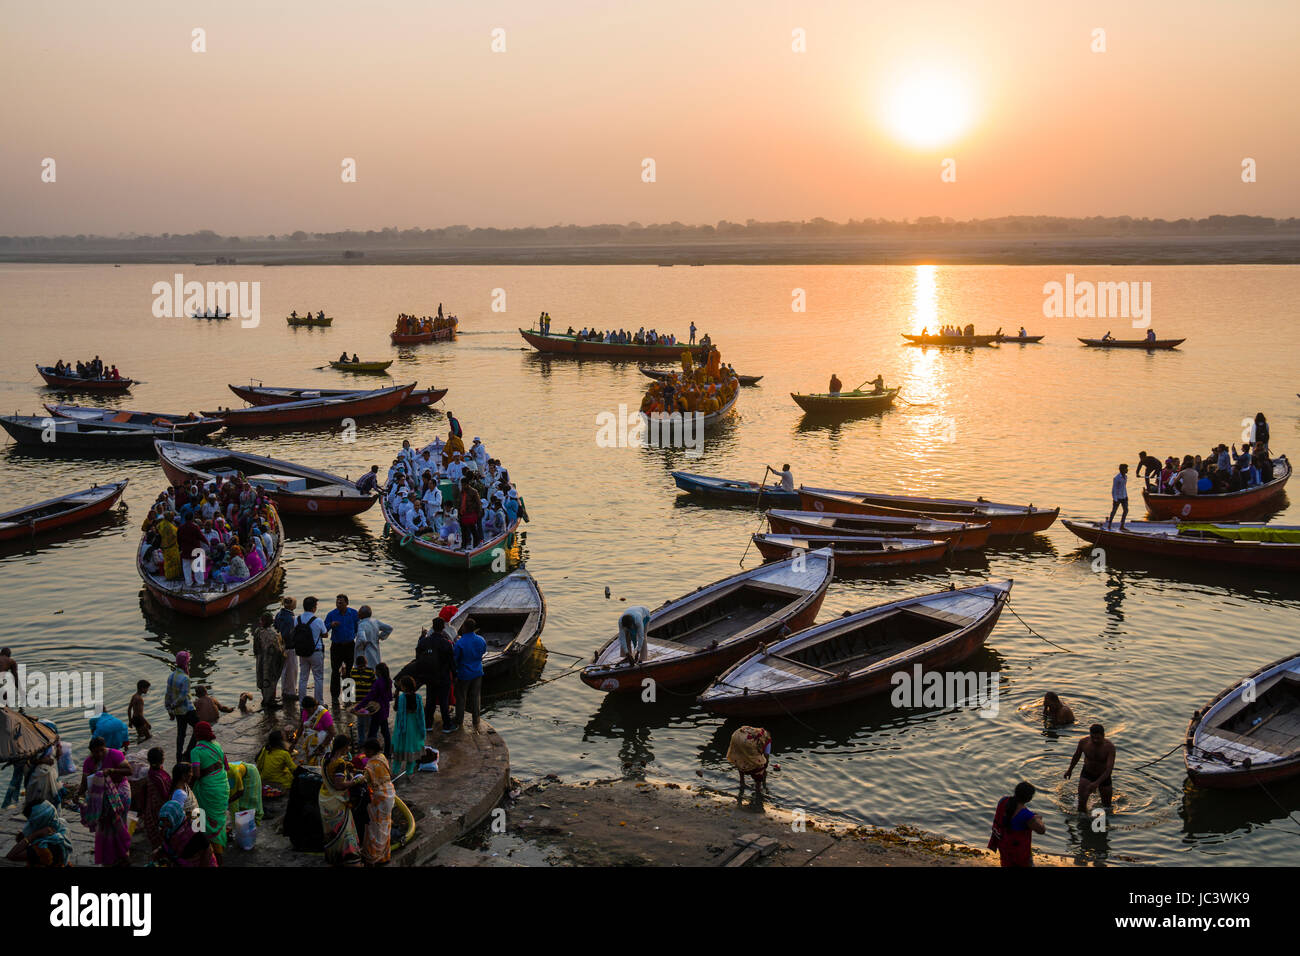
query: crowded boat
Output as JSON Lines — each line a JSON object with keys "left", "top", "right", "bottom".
{"left": 1137, "top": 421, "right": 1274, "bottom": 496}
{"left": 563, "top": 324, "right": 707, "bottom": 348}
{"left": 639, "top": 346, "right": 739, "bottom": 418}
{"left": 48, "top": 357, "right": 124, "bottom": 381}
{"left": 394, "top": 309, "right": 456, "bottom": 336}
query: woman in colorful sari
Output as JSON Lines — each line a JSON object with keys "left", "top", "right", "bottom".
{"left": 156, "top": 799, "right": 216, "bottom": 867}
{"left": 244, "top": 537, "right": 266, "bottom": 576}
{"left": 189, "top": 721, "right": 229, "bottom": 863}
{"left": 226, "top": 761, "right": 264, "bottom": 824}
{"left": 392, "top": 676, "right": 426, "bottom": 776}
{"left": 255, "top": 730, "right": 296, "bottom": 795}
{"left": 77, "top": 737, "right": 132, "bottom": 866}
{"left": 142, "top": 746, "right": 172, "bottom": 852}
{"left": 360, "top": 738, "right": 395, "bottom": 865}
{"left": 5, "top": 800, "right": 74, "bottom": 866}
{"left": 319, "top": 735, "right": 363, "bottom": 866}
{"left": 158, "top": 511, "right": 181, "bottom": 580}
{"left": 299, "top": 696, "right": 334, "bottom": 765}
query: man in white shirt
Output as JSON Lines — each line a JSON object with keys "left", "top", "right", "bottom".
{"left": 1108, "top": 463, "right": 1129, "bottom": 529}
{"left": 767, "top": 463, "right": 795, "bottom": 493}
{"left": 471, "top": 437, "right": 489, "bottom": 471}
{"left": 447, "top": 454, "right": 464, "bottom": 484}
{"left": 422, "top": 483, "right": 443, "bottom": 523}
{"left": 296, "top": 596, "right": 327, "bottom": 702}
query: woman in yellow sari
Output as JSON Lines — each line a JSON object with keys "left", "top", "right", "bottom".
{"left": 360, "top": 739, "right": 395, "bottom": 865}
{"left": 158, "top": 512, "right": 181, "bottom": 580}
{"left": 319, "top": 735, "right": 362, "bottom": 867}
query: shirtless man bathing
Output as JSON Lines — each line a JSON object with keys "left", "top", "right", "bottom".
{"left": 1064, "top": 723, "right": 1116, "bottom": 813}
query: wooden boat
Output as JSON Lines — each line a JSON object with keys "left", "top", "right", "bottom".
{"left": 44, "top": 404, "right": 224, "bottom": 439}
{"left": 446, "top": 570, "right": 546, "bottom": 679}
{"left": 155, "top": 440, "right": 378, "bottom": 516}
{"left": 1078, "top": 337, "right": 1184, "bottom": 350}
{"left": 671, "top": 472, "right": 801, "bottom": 508}
{"left": 1185, "top": 652, "right": 1300, "bottom": 789}
{"left": 791, "top": 388, "right": 899, "bottom": 416}
{"left": 202, "top": 383, "right": 415, "bottom": 427}
{"left": 1142, "top": 457, "right": 1290, "bottom": 520}
{"left": 752, "top": 533, "right": 949, "bottom": 568}
{"left": 1064, "top": 519, "right": 1300, "bottom": 569}
{"left": 285, "top": 315, "right": 333, "bottom": 327}
{"left": 640, "top": 387, "right": 739, "bottom": 431}
{"left": 641, "top": 366, "right": 762, "bottom": 386}
{"left": 1, "top": 415, "right": 171, "bottom": 452}
{"left": 0, "top": 480, "right": 128, "bottom": 542}
{"left": 994, "top": 333, "right": 1044, "bottom": 343}
{"left": 798, "top": 486, "right": 1059, "bottom": 536}
{"left": 901, "top": 333, "right": 999, "bottom": 347}
{"left": 580, "top": 549, "right": 834, "bottom": 693}
{"left": 327, "top": 359, "right": 392, "bottom": 373}
{"left": 765, "top": 508, "right": 991, "bottom": 551}
{"left": 191, "top": 311, "right": 232, "bottom": 320}
{"left": 699, "top": 580, "right": 1012, "bottom": 717}
{"left": 380, "top": 496, "right": 519, "bottom": 570}
{"left": 391, "top": 326, "right": 455, "bottom": 344}
{"left": 36, "top": 365, "right": 134, "bottom": 392}
{"left": 228, "top": 383, "right": 446, "bottom": 409}
{"left": 137, "top": 501, "right": 283, "bottom": 618}
{"left": 520, "top": 328, "right": 710, "bottom": 360}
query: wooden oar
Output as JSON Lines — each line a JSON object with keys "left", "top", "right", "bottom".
{"left": 740, "top": 466, "right": 773, "bottom": 565}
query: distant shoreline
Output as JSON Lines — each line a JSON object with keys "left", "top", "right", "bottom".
{"left": 3, "top": 235, "right": 1299, "bottom": 267}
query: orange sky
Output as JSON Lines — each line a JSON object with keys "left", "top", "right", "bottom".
{"left": 2, "top": 0, "right": 1296, "bottom": 234}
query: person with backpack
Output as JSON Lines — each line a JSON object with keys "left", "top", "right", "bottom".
{"left": 988, "top": 781, "right": 1046, "bottom": 867}
{"left": 274, "top": 597, "right": 298, "bottom": 708}
{"left": 293, "top": 596, "right": 327, "bottom": 704}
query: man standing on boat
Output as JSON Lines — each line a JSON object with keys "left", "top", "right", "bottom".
{"left": 1065, "top": 723, "right": 1116, "bottom": 814}
{"left": 1107, "top": 463, "right": 1129, "bottom": 530}
{"left": 869, "top": 374, "right": 885, "bottom": 394}
{"left": 828, "top": 373, "right": 842, "bottom": 395}
{"left": 689, "top": 321, "right": 697, "bottom": 345}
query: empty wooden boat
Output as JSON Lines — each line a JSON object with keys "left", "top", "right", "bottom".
{"left": 381, "top": 496, "right": 519, "bottom": 570}
{"left": 791, "top": 388, "right": 899, "bottom": 416}
{"left": 1, "top": 415, "right": 170, "bottom": 453}
{"left": 699, "top": 580, "right": 1012, "bottom": 717}
{"left": 1185, "top": 653, "right": 1300, "bottom": 789}
{"left": 137, "top": 499, "right": 283, "bottom": 618}
{"left": 580, "top": 548, "right": 834, "bottom": 693}
{"left": 641, "top": 366, "right": 762, "bottom": 386}
{"left": 44, "top": 404, "right": 224, "bottom": 439}
{"left": 202, "top": 383, "right": 415, "bottom": 427}
{"left": 155, "top": 440, "right": 378, "bottom": 516}
{"left": 671, "top": 472, "right": 801, "bottom": 508}
{"left": 1063, "top": 519, "right": 1300, "bottom": 570}
{"left": 520, "top": 328, "right": 710, "bottom": 360}
{"left": 766, "top": 508, "right": 991, "bottom": 551}
{"left": 36, "top": 365, "right": 134, "bottom": 392}
{"left": 446, "top": 570, "right": 546, "bottom": 679}
{"left": 327, "top": 359, "right": 392, "bottom": 373}
{"left": 901, "top": 333, "right": 999, "bottom": 347}
{"left": 228, "top": 383, "right": 446, "bottom": 408}
{"left": 1141, "top": 457, "right": 1290, "bottom": 520}
{"left": 1079, "top": 337, "right": 1184, "bottom": 350}
{"left": 798, "top": 486, "right": 1059, "bottom": 535}
{"left": 752, "top": 533, "right": 949, "bottom": 569}
{"left": 0, "top": 480, "right": 128, "bottom": 542}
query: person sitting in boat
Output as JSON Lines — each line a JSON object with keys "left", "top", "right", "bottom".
{"left": 869, "top": 374, "right": 885, "bottom": 394}
{"left": 1018, "top": 326, "right": 1027, "bottom": 338}
{"left": 505, "top": 487, "right": 528, "bottom": 524}
{"left": 828, "top": 373, "right": 842, "bottom": 395}
{"left": 290, "top": 310, "right": 298, "bottom": 319}
{"left": 434, "top": 507, "right": 460, "bottom": 548}
{"left": 1043, "top": 692, "right": 1075, "bottom": 726}
{"left": 1145, "top": 328, "right": 1156, "bottom": 342}
{"left": 1254, "top": 447, "right": 1274, "bottom": 485}
{"left": 244, "top": 540, "right": 266, "bottom": 577}
{"left": 350, "top": 353, "right": 359, "bottom": 363}
{"left": 339, "top": 351, "right": 350, "bottom": 363}
{"left": 963, "top": 323, "right": 975, "bottom": 337}
{"left": 318, "top": 310, "right": 326, "bottom": 321}
{"left": 1101, "top": 330, "right": 1114, "bottom": 342}
{"left": 618, "top": 606, "right": 652, "bottom": 664}
{"left": 767, "top": 463, "right": 794, "bottom": 493}
{"left": 1173, "top": 455, "right": 1199, "bottom": 496}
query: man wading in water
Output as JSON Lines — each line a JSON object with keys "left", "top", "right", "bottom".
{"left": 1064, "top": 723, "right": 1116, "bottom": 813}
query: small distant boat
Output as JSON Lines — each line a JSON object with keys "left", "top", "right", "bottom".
{"left": 765, "top": 508, "right": 990, "bottom": 551}
{"left": 202, "top": 383, "right": 415, "bottom": 427}
{"left": 1141, "top": 457, "right": 1289, "bottom": 520}
{"left": 994, "top": 333, "right": 1044, "bottom": 344}
{"left": 390, "top": 321, "right": 456, "bottom": 344}
{"left": 902, "top": 333, "right": 999, "bottom": 347}
{"left": 44, "top": 404, "right": 224, "bottom": 440}
{"left": 155, "top": 440, "right": 378, "bottom": 516}
{"left": 1063, "top": 519, "right": 1300, "bottom": 570}
{"left": 580, "top": 549, "right": 834, "bottom": 693}
{"left": 0, "top": 480, "right": 128, "bottom": 542}
{"left": 191, "top": 311, "right": 232, "bottom": 320}
{"left": 36, "top": 365, "right": 134, "bottom": 392}
{"left": 671, "top": 472, "right": 801, "bottom": 508}
{"left": 328, "top": 359, "right": 392, "bottom": 373}
{"left": 381, "top": 496, "right": 519, "bottom": 569}
{"left": 640, "top": 366, "right": 762, "bottom": 386}
{"left": 752, "top": 533, "right": 949, "bottom": 569}
{"left": 1, "top": 415, "right": 172, "bottom": 453}
{"left": 1079, "top": 337, "right": 1184, "bottom": 350}
{"left": 227, "top": 383, "right": 446, "bottom": 409}
{"left": 286, "top": 314, "right": 333, "bottom": 327}
{"left": 699, "top": 580, "right": 1012, "bottom": 717}
{"left": 446, "top": 570, "right": 546, "bottom": 679}
{"left": 791, "top": 388, "right": 899, "bottom": 416}
{"left": 798, "top": 486, "right": 1059, "bottom": 536}
{"left": 1185, "top": 652, "right": 1300, "bottom": 789}
{"left": 520, "top": 328, "right": 709, "bottom": 360}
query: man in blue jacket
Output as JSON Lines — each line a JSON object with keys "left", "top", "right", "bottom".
{"left": 324, "top": 594, "right": 360, "bottom": 706}
{"left": 451, "top": 617, "right": 487, "bottom": 732}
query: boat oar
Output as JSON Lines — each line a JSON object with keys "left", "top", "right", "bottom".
{"left": 739, "top": 467, "right": 772, "bottom": 565}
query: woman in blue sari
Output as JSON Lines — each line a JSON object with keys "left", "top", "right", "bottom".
{"left": 391, "top": 676, "right": 426, "bottom": 776}
{"left": 5, "top": 800, "right": 73, "bottom": 866}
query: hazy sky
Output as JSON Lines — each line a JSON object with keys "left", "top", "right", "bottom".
{"left": 2, "top": 0, "right": 1297, "bottom": 234}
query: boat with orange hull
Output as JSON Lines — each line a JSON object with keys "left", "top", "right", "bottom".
{"left": 580, "top": 549, "right": 833, "bottom": 693}
{"left": 228, "top": 383, "right": 445, "bottom": 408}
{"left": 202, "top": 383, "right": 415, "bottom": 427}
{"left": 137, "top": 501, "right": 283, "bottom": 617}
{"left": 1141, "top": 457, "right": 1290, "bottom": 519}
{"left": 36, "top": 365, "right": 134, "bottom": 392}
{"left": 155, "top": 440, "right": 377, "bottom": 516}
{"left": 391, "top": 327, "right": 455, "bottom": 344}
{"left": 1185, "top": 652, "right": 1300, "bottom": 789}
{"left": 765, "top": 508, "right": 990, "bottom": 551}
{"left": 1063, "top": 519, "right": 1300, "bottom": 570}
{"left": 520, "top": 328, "right": 710, "bottom": 360}
{"left": 0, "top": 480, "right": 128, "bottom": 542}
{"left": 798, "top": 486, "right": 1058, "bottom": 536}
{"left": 902, "top": 333, "right": 999, "bottom": 347}
{"left": 1079, "top": 337, "right": 1185, "bottom": 350}
{"left": 699, "top": 581, "right": 1012, "bottom": 718}
{"left": 752, "top": 533, "right": 949, "bottom": 569}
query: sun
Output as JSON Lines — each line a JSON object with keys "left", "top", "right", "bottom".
{"left": 881, "top": 66, "right": 976, "bottom": 149}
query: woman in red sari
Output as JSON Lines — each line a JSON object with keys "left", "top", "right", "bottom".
{"left": 141, "top": 746, "right": 172, "bottom": 852}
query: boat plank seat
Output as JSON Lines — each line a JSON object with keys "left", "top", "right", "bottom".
{"left": 735, "top": 659, "right": 820, "bottom": 689}
{"left": 907, "top": 604, "right": 974, "bottom": 628}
